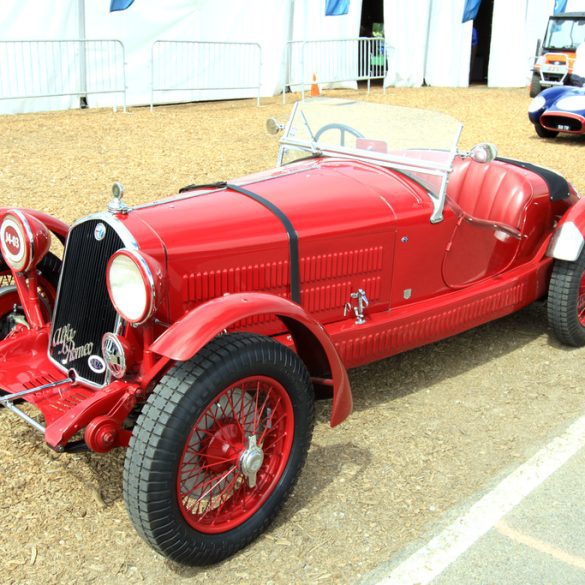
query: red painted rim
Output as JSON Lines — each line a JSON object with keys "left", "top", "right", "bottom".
{"left": 578, "top": 270, "right": 585, "bottom": 326}
{"left": 176, "top": 375, "right": 294, "bottom": 534}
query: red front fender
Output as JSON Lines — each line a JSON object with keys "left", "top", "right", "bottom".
{"left": 149, "top": 293, "right": 352, "bottom": 427}
{"left": 0, "top": 207, "right": 69, "bottom": 244}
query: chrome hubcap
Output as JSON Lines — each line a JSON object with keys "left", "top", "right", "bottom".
{"left": 239, "top": 435, "right": 264, "bottom": 488}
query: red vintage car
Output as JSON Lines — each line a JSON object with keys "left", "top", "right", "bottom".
{"left": 1, "top": 98, "right": 584, "bottom": 565}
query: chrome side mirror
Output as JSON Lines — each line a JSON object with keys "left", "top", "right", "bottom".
{"left": 266, "top": 118, "right": 285, "bottom": 135}
{"left": 469, "top": 143, "right": 498, "bottom": 164}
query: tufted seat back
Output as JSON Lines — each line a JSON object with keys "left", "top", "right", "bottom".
{"left": 447, "top": 157, "right": 534, "bottom": 231}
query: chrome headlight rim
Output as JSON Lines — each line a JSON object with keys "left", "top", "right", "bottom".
{"left": 107, "top": 248, "right": 157, "bottom": 325}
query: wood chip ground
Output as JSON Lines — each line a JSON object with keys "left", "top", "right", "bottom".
{"left": 1, "top": 86, "right": 584, "bottom": 585}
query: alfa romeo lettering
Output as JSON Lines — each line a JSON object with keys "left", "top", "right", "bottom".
{"left": 51, "top": 324, "right": 94, "bottom": 365}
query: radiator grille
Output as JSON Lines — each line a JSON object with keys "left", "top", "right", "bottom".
{"left": 542, "top": 114, "right": 582, "bottom": 132}
{"left": 49, "top": 218, "right": 124, "bottom": 385}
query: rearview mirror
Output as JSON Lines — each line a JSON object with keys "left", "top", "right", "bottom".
{"left": 469, "top": 143, "right": 497, "bottom": 164}
{"left": 266, "top": 118, "right": 285, "bottom": 135}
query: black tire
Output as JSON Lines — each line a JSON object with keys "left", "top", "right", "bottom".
{"left": 529, "top": 73, "right": 542, "bottom": 98}
{"left": 534, "top": 121, "right": 558, "bottom": 139}
{"left": 0, "top": 252, "right": 61, "bottom": 339}
{"left": 123, "top": 332, "right": 314, "bottom": 565}
{"left": 547, "top": 249, "right": 585, "bottom": 347}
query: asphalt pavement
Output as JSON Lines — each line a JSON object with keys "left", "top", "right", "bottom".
{"left": 361, "top": 414, "right": 585, "bottom": 585}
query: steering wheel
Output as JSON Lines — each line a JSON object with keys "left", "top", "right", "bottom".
{"left": 314, "top": 123, "right": 364, "bottom": 146}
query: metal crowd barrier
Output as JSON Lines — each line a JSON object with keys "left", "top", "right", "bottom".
{"left": 0, "top": 40, "right": 127, "bottom": 112}
{"left": 150, "top": 40, "right": 262, "bottom": 110}
{"left": 284, "top": 37, "right": 389, "bottom": 101}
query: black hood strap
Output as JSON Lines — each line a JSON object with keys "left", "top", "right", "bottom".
{"left": 225, "top": 183, "right": 300, "bottom": 305}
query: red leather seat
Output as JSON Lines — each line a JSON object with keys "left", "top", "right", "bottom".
{"left": 447, "top": 157, "right": 534, "bottom": 232}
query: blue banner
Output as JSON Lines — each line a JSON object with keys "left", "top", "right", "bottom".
{"left": 110, "top": 0, "right": 135, "bottom": 12}
{"left": 554, "top": 0, "right": 568, "bottom": 14}
{"left": 462, "top": 0, "right": 482, "bottom": 23}
{"left": 326, "top": 0, "right": 349, "bottom": 17}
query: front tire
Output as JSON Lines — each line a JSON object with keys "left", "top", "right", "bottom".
{"left": 547, "top": 249, "right": 585, "bottom": 347}
{"left": 123, "top": 333, "right": 314, "bottom": 565}
{"left": 534, "top": 121, "right": 558, "bottom": 138}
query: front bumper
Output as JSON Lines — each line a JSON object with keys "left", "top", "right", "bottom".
{"left": 0, "top": 324, "right": 134, "bottom": 450}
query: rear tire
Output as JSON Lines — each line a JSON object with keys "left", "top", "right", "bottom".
{"left": 534, "top": 122, "right": 558, "bottom": 138}
{"left": 547, "top": 249, "right": 585, "bottom": 347}
{"left": 123, "top": 333, "right": 314, "bottom": 565}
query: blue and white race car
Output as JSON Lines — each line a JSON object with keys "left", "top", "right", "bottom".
{"left": 528, "top": 86, "right": 585, "bottom": 138}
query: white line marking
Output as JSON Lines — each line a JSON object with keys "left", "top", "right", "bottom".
{"left": 373, "top": 414, "right": 585, "bottom": 585}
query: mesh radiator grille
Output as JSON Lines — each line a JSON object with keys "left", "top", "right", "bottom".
{"left": 49, "top": 218, "right": 124, "bottom": 385}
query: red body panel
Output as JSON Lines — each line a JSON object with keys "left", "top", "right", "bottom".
{"left": 553, "top": 196, "right": 585, "bottom": 232}
{"left": 0, "top": 153, "right": 578, "bottom": 447}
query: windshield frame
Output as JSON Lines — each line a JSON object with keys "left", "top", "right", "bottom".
{"left": 276, "top": 98, "right": 463, "bottom": 223}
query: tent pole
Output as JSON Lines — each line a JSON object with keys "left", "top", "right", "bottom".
{"left": 78, "top": 0, "right": 88, "bottom": 107}
{"left": 422, "top": 0, "right": 433, "bottom": 86}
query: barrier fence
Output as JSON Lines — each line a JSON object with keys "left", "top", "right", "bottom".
{"left": 150, "top": 40, "right": 262, "bottom": 110}
{"left": 0, "top": 37, "right": 385, "bottom": 113}
{"left": 284, "top": 37, "right": 389, "bottom": 101}
{"left": 0, "top": 40, "right": 127, "bottom": 111}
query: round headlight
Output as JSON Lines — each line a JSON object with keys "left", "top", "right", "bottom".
{"left": 0, "top": 210, "right": 50, "bottom": 272}
{"left": 556, "top": 95, "right": 585, "bottom": 111}
{"left": 528, "top": 95, "right": 546, "bottom": 113}
{"left": 107, "top": 249, "right": 160, "bottom": 324}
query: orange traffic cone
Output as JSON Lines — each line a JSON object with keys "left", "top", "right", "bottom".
{"left": 310, "top": 73, "right": 321, "bottom": 97}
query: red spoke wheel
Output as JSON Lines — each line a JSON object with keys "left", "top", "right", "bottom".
{"left": 0, "top": 254, "right": 60, "bottom": 340}
{"left": 548, "top": 248, "right": 585, "bottom": 346}
{"left": 123, "top": 333, "right": 314, "bottom": 566}
{"left": 177, "top": 375, "right": 294, "bottom": 533}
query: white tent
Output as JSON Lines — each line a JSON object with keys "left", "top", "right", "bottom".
{"left": 1, "top": 0, "right": 585, "bottom": 114}
{"left": 289, "top": 0, "right": 362, "bottom": 91}
{"left": 383, "top": 0, "right": 584, "bottom": 88}
{"left": 0, "top": 0, "right": 81, "bottom": 113}
{"left": 0, "top": 0, "right": 364, "bottom": 113}
{"left": 85, "top": 0, "right": 294, "bottom": 108}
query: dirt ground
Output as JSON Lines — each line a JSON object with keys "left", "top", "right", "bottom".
{"left": 1, "top": 86, "right": 585, "bottom": 585}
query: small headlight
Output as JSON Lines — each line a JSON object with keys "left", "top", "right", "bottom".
{"left": 556, "top": 96, "right": 585, "bottom": 111}
{"left": 107, "top": 249, "right": 159, "bottom": 324}
{"left": 528, "top": 95, "right": 546, "bottom": 113}
{"left": 0, "top": 210, "right": 50, "bottom": 272}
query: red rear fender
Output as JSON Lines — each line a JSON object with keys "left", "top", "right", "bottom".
{"left": 149, "top": 293, "right": 352, "bottom": 427}
{"left": 548, "top": 198, "right": 585, "bottom": 262}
